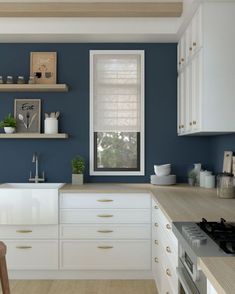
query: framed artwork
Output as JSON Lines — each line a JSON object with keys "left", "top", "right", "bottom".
{"left": 14, "top": 99, "right": 41, "bottom": 133}
{"left": 30, "top": 52, "right": 57, "bottom": 84}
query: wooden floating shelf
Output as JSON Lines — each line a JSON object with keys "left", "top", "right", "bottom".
{"left": 0, "top": 84, "right": 68, "bottom": 92}
{"left": 0, "top": 2, "right": 183, "bottom": 18}
{"left": 0, "top": 133, "right": 69, "bottom": 139}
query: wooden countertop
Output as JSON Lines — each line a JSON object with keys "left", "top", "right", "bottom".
{"left": 60, "top": 183, "right": 235, "bottom": 293}
{"left": 199, "top": 257, "right": 235, "bottom": 294}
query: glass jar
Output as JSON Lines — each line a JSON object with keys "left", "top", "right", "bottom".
{"left": 217, "top": 173, "right": 234, "bottom": 198}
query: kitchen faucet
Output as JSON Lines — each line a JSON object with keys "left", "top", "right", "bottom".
{"left": 29, "top": 152, "right": 45, "bottom": 183}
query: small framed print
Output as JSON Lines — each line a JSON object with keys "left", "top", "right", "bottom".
{"left": 14, "top": 99, "right": 41, "bottom": 133}
{"left": 30, "top": 52, "right": 57, "bottom": 84}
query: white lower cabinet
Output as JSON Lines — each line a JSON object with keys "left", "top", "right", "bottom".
{"left": 59, "top": 192, "right": 151, "bottom": 272}
{"left": 4, "top": 240, "right": 58, "bottom": 270}
{"left": 152, "top": 198, "right": 178, "bottom": 293}
{"left": 60, "top": 240, "right": 151, "bottom": 270}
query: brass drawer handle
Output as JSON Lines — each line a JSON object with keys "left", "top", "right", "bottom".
{"left": 16, "top": 230, "right": 32, "bottom": 233}
{"left": 166, "top": 246, "right": 171, "bottom": 253}
{"left": 166, "top": 224, "right": 171, "bottom": 230}
{"left": 97, "top": 230, "right": 113, "bottom": 233}
{"left": 154, "top": 257, "right": 159, "bottom": 263}
{"left": 154, "top": 240, "right": 159, "bottom": 245}
{"left": 16, "top": 246, "right": 32, "bottom": 249}
{"left": 166, "top": 268, "right": 171, "bottom": 276}
{"left": 97, "top": 246, "right": 113, "bottom": 249}
{"left": 97, "top": 214, "right": 113, "bottom": 218}
{"left": 97, "top": 199, "right": 113, "bottom": 202}
{"left": 154, "top": 223, "right": 159, "bottom": 227}
{"left": 154, "top": 205, "right": 158, "bottom": 209}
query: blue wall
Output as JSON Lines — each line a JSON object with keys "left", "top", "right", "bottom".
{"left": 0, "top": 43, "right": 213, "bottom": 183}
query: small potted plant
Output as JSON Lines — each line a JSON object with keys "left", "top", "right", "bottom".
{"left": 188, "top": 170, "right": 197, "bottom": 186}
{"left": 0, "top": 113, "right": 16, "bottom": 134}
{"left": 71, "top": 155, "right": 85, "bottom": 185}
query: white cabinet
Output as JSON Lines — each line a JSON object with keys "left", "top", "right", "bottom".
{"left": 59, "top": 192, "right": 151, "bottom": 271}
{"left": 178, "top": 2, "right": 235, "bottom": 135}
{"left": 207, "top": 279, "right": 218, "bottom": 294}
{"left": 152, "top": 198, "right": 178, "bottom": 294}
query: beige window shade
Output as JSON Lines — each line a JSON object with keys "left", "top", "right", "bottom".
{"left": 93, "top": 53, "right": 142, "bottom": 132}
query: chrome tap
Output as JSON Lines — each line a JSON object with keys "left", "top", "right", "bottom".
{"left": 29, "top": 152, "right": 45, "bottom": 183}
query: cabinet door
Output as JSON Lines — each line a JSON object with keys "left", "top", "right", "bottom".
{"left": 192, "top": 7, "right": 202, "bottom": 55}
{"left": 191, "top": 52, "right": 202, "bottom": 131}
{"left": 178, "top": 34, "right": 186, "bottom": 71}
{"left": 178, "top": 71, "right": 186, "bottom": 134}
{"left": 185, "top": 23, "right": 193, "bottom": 62}
{"left": 185, "top": 63, "right": 193, "bottom": 133}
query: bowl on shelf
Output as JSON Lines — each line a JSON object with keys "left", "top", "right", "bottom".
{"left": 154, "top": 164, "right": 171, "bottom": 177}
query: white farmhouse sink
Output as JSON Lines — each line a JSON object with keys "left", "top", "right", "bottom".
{"left": 1, "top": 183, "right": 64, "bottom": 189}
{"left": 0, "top": 183, "right": 64, "bottom": 225}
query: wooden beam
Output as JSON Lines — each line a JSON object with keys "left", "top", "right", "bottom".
{"left": 0, "top": 2, "right": 183, "bottom": 17}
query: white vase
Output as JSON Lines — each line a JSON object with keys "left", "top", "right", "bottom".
{"left": 44, "top": 118, "right": 58, "bottom": 134}
{"left": 4, "top": 127, "right": 15, "bottom": 134}
{"left": 72, "top": 174, "right": 84, "bottom": 185}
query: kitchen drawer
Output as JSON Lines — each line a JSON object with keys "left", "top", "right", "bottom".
{"left": 60, "top": 193, "right": 151, "bottom": 209}
{"left": 0, "top": 225, "right": 58, "bottom": 239}
{"left": 156, "top": 224, "right": 178, "bottom": 267}
{"left": 4, "top": 240, "right": 58, "bottom": 270}
{"left": 60, "top": 240, "right": 151, "bottom": 270}
{"left": 153, "top": 205, "right": 178, "bottom": 248}
{"left": 60, "top": 209, "right": 151, "bottom": 224}
{"left": 60, "top": 224, "right": 151, "bottom": 239}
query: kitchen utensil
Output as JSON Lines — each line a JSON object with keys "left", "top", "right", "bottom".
{"left": 55, "top": 111, "right": 60, "bottom": 119}
{"left": 223, "top": 151, "right": 233, "bottom": 173}
{"left": 154, "top": 164, "right": 171, "bottom": 177}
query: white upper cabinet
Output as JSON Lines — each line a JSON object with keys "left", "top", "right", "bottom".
{"left": 178, "top": 2, "right": 235, "bottom": 135}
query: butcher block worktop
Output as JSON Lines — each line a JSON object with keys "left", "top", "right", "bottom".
{"left": 61, "top": 183, "right": 235, "bottom": 293}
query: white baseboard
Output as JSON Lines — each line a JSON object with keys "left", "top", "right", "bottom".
{"left": 9, "top": 270, "right": 153, "bottom": 280}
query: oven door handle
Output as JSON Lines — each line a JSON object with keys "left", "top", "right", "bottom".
{"left": 177, "top": 267, "right": 200, "bottom": 294}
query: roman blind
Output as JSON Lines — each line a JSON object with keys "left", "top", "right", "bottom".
{"left": 92, "top": 53, "right": 142, "bottom": 132}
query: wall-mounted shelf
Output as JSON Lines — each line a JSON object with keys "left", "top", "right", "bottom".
{"left": 0, "top": 133, "right": 69, "bottom": 139}
{"left": 0, "top": 84, "right": 68, "bottom": 92}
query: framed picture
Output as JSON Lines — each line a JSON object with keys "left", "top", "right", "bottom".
{"left": 30, "top": 52, "right": 57, "bottom": 84}
{"left": 14, "top": 99, "right": 41, "bottom": 133}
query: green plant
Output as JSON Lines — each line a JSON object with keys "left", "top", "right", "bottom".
{"left": 72, "top": 156, "right": 85, "bottom": 174}
{"left": 188, "top": 170, "right": 197, "bottom": 180}
{"left": 0, "top": 113, "right": 16, "bottom": 128}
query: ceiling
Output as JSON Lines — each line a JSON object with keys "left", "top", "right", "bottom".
{"left": 0, "top": 0, "right": 201, "bottom": 43}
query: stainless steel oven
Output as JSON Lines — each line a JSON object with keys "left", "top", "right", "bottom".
{"left": 177, "top": 244, "right": 207, "bottom": 294}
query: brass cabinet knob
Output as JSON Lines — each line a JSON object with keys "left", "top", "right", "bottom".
{"left": 154, "top": 222, "right": 159, "bottom": 227}
{"left": 166, "top": 268, "right": 171, "bottom": 276}
{"left": 179, "top": 61, "right": 181, "bottom": 65}
{"left": 179, "top": 125, "right": 181, "bottom": 129}
{"left": 189, "top": 47, "right": 193, "bottom": 51}
{"left": 193, "top": 42, "right": 197, "bottom": 46}
{"left": 190, "top": 122, "right": 192, "bottom": 126}
{"left": 154, "top": 257, "right": 159, "bottom": 263}
{"left": 166, "top": 224, "right": 171, "bottom": 230}
{"left": 166, "top": 246, "right": 171, "bottom": 253}
{"left": 181, "top": 58, "right": 185, "bottom": 62}
{"left": 154, "top": 205, "right": 158, "bottom": 209}
{"left": 193, "top": 121, "right": 197, "bottom": 125}
{"left": 181, "top": 124, "right": 184, "bottom": 128}
{"left": 154, "top": 240, "right": 159, "bottom": 245}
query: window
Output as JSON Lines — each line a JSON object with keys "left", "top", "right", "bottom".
{"left": 90, "top": 50, "right": 145, "bottom": 176}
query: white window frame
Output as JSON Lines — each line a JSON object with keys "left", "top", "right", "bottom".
{"left": 89, "top": 50, "right": 145, "bottom": 176}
